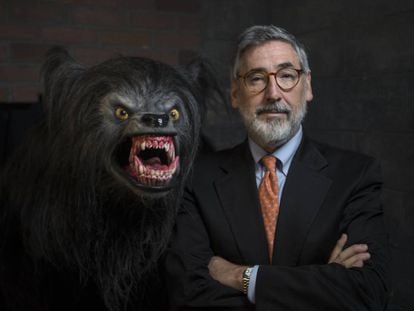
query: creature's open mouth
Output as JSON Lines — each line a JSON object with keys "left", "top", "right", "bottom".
{"left": 125, "top": 135, "right": 179, "bottom": 187}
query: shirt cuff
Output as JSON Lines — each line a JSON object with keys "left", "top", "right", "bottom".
{"left": 247, "top": 265, "right": 259, "bottom": 303}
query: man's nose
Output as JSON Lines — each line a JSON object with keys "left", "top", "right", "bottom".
{"left": 265, "top": 74, "right": 283, "bottom": 100}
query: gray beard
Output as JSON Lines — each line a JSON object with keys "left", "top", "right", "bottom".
{"left": 242, "top": 102, "right": 307, "bottom": 150}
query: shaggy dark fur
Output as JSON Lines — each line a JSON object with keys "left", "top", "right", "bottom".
{"left": 0, "top": 48, "right": 210, "bottom": 310}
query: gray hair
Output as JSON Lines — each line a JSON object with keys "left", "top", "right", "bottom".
{"left": 232, "top": 25, "right": 310, "bottom": 79}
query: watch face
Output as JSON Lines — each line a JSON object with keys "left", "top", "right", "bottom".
{"left": 243, "top": 267, "right": 252, "bottom": 279}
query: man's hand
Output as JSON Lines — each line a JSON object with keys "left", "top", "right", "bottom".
{"left": 208, "top": 256, "right": 247, "bottom": 291}
{"left": 328, "top": 233, "right": 370, "bottom": 268}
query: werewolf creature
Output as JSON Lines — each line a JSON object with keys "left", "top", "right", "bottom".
{"left": 0, "top": 48, "right": 212, "bottom": 310}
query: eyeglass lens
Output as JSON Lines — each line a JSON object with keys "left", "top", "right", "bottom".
{"left": 244, "top": 68, "right": 300, "bottom": 93}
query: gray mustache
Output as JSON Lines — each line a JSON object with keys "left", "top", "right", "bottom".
{"left": 256, "top": 102, "right": 291, "bottom": 115}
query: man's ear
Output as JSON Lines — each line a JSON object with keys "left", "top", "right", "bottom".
{"left": 230, "top": 79, "right": 240, "bottom": 109}
{"left": 305, "top": 72, "right": 313, "bottom": 102}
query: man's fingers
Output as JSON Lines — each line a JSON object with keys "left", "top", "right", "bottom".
{"left": 328, "top": 234, "right": 371, "bottom": 269}
{"left": 341, "top": 252, "right": 371, "bottom": 268}
{"left": 351, "top": 260, "right": 364, "bottom": 268}
{"left": 335, "top": 243, "right": 368, "bottom": 262}
{"left": 328, "top": 233, "right": 348, "bottom": 263}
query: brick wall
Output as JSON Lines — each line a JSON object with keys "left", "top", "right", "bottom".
{"left": 0, "top": 0, "right": 201, "bottom": 103}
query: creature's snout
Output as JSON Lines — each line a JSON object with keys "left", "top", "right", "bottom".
{"left": 141, "top": 113, "right": 169, "bottom": 128}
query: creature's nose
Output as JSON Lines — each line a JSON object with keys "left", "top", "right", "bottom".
{"left": 141, "top": 113, "right": 169, "bottom": 128}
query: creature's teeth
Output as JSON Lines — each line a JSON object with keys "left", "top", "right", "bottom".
{"left": 168, "top": 156, "right": 179, "bottom": 176}
{"left": 134, "top": 157, "right": 140, "bottom": 176}
{"left": 165, "top": 143, "right": 169, "bottom": 152}
{"left": 159, "top": 141, "right": 164, "bottom": 149}
{"left": 129, "top": 152, "right": 134, "bottom": 164}
{"left": 139, "top": 164, "right": 144, "bottom": 175}
{"left": 141, "top": 142, "right": 146, "bottom": 151}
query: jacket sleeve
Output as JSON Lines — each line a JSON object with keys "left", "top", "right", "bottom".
{"left": 164, "top": 184, "right": 254, "bottom": 310}
{"left": 255, "top": 159, "right": 390, "bottom": 311}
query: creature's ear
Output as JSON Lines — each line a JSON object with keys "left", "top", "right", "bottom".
{"left": 41, "top": 46, "right": 83, "bottom": 116}
{"left": 181, "top": 58, "right": 227, "bottom": 151}
{"left": 182, "top": 58, "right": 229, "bottom": 152}
{"left": 184, "top": 58, "right": 226, "bottom": 110}
{"left": 183, "top": 58, "right": 228, "bottom": 117}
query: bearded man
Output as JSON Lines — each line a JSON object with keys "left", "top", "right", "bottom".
{"left": 164, "top": 25, "right": 389, "bottom": 310}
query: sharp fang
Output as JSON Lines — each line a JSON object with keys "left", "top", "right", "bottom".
{"left": 141, "top": 142, "right": 146, "bottom": 150}
{"left": 139, "top": 164, "right": 144, "bottom": 174}
{"left": 165, "top": 143, "right": 169, "bottom": 152}
{"left": 170, "top": 156, "right": 179, "bottom": 175}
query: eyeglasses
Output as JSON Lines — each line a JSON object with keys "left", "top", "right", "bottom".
{"left": 238, "top": 67, "right": 304, "bottom": 94}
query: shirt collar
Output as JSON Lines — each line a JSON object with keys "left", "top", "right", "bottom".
{"left": 248, "top": 125, "right": 303, "bottom": 176}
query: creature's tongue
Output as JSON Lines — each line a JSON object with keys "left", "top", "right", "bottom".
{"left": 143, "top": 157, "right": 166, "bottom": 169}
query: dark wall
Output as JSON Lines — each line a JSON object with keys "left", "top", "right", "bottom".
{"left": 286, "top": 4, "right": 414, "bottom": 310}
{"left": 199, "top": 1, "right": 414, "bottom": 310}
{"left": 0, "top": 0, "right": 413, "bottom": 310}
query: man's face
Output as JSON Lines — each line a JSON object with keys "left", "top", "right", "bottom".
{"left": 231, "top": 40, "right": 313, "bottom": 152}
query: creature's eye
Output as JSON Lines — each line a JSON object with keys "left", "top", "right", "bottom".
{"left": 115, "top": 107, "right": 129, "bottom": 121}
{"left": 169, "top": 108, "right": 180, "bottom": 121}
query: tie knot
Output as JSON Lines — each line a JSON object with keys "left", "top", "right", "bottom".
{"left": 261, "top": 155, "right": 277, "bottom": 172}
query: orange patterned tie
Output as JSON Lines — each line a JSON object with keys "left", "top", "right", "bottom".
{"left": 258, "top": 155, "right": 279, "bottom": 262}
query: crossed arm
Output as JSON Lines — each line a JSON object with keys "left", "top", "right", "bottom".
{"left": 208, "top": 233, "right": 370, "bottom": 294}
{"left": 165, "top": 158, "right": 389, "bottom": 310}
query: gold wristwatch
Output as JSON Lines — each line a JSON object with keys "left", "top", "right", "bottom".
{"left": 242, "top": 267, "right": 253, "bottom": 295}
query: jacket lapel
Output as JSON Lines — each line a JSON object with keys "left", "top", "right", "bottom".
{"left": 272, "top": 137, "right": 332, "bottom": 265}
{"left": 214, "top": 142, "right": 270, "bottom": 265}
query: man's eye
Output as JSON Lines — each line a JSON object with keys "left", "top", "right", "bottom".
{"left": 278, "top": 69, "right": 298, "bottom": 81}
{"left": 280, "top": 73, "right": 295, "bottom": 80}
{"left": 247, "top": 74, "right": 266, "bottom": 84}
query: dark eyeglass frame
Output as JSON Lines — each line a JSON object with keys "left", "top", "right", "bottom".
{"left": 237, "top": 67, "right": 304, "bottom": 94}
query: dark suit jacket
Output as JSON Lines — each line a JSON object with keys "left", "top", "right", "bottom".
{"left": 165, "top": 135, "right": 390, "bottom": 311}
